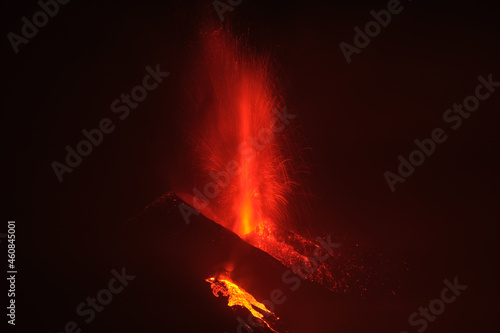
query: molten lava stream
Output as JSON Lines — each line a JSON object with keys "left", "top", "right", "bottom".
{"left": 206, "top": 277, "right": 280, "bottom": 333}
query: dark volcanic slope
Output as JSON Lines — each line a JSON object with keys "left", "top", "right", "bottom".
{"left": 108, "top": 193, "right": 405, "bottom": 333}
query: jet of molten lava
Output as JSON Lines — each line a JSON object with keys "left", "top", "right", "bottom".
{"left": 188, "top": 26, "right": 292, "bottom": 238}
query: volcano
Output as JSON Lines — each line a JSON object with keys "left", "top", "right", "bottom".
{"left": 108, "top": 22, "right": 405, "bottom": 333}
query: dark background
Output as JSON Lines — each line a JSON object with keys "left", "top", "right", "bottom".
{"left": 3, "top": 0, "right": 499, "bottom": 332}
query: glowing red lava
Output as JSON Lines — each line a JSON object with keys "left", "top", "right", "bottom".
{"left": 189, "top": 26, "right": 291, "bottom": 239}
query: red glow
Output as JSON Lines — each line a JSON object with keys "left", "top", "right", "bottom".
{"left": 192, "top": 27, "right": 289, "bottom": 238}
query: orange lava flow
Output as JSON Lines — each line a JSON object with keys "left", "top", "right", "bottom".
{"left": 206, "top": 277, "right": 278, "bottom": 332}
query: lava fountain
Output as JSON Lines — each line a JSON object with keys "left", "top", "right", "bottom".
{"left": 185, "top": 26, "right": 294, "bottom": 240}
